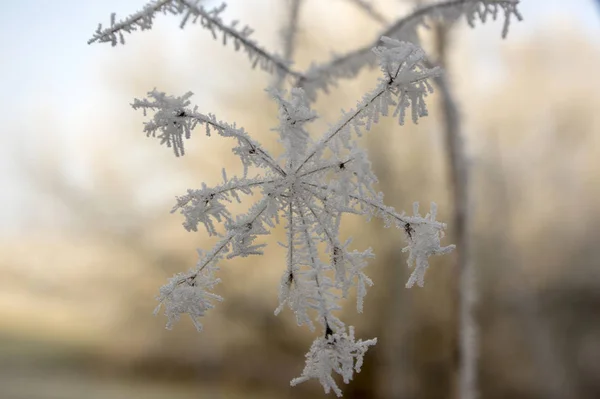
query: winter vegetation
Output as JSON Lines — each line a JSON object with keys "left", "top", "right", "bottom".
{"left": 89, "top": 0, "right": 522, "bottom": 396}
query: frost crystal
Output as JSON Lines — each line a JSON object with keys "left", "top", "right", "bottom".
{"left": 138, "top": 39, "right": 452, "bottom": 393}
{"left": 297, "top": 0, "right": 522, "bottom": 100}
{"left": 291, "top": 326, "right": 377, "bottom": 397}
{"left": 153, "top": 251, "right": 223, "bottom": 331}
{"left": 89, "top": 0, "right": 522, "bottom": 395}
{"left": 403, "top": 203, "right": 456, "bottom": 288}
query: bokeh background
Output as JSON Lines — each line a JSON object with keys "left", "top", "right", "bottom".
{"left": 1, "top": 0, "right": 600, "bottom": 398}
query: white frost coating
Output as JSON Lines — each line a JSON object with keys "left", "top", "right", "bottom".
{"left": 403, "top": 202, "right": 456, "bottom": 288}
{"left": 154, "top": 249, "right": 224, "bottom": 332}
{"left": 298, "top": 0, "right": 522, "bottom": 100}
{"left": 88, "top": 0, "right": 522, "bottom": 394}
{"left": 290, "top": 326, "right": 377, "bottom": 397}
{"left": 89, "top": 1, "right": 299, "bottom": 79}
{"left": 129, "top": 41, "right": 452, "bottom": 393}
{"left": 138, "top": 41, "right": 451, "bottom": 394}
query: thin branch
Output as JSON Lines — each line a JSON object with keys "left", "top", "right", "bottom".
{"left": 88, "top": 0, "right": 176, "bottom": 45}
{"left": 302, "top": 197, "right": 338, "bottom": 248}
{"left": 171, "top": 177, "right": 276, "bottom": 213}
{"left": 297, "top": 158, "right": 354, "bottom": 179}
{"left": 187, "top": 111, "right": 288, "bottom": 176}
{"left": 296, "top": 0, "right": 521, "bottom": 94}
{"left": 429, "top": 21, "right": 475, "bottom": 399}
{"left": 179, "top": 197, "right": 271, "bottom": 285}
{"left": 303, "top": 182, "right": 424, "bottom": 227}
{"left": 177, "top": 0, "right": 304, "bottom": 78}
{"left": 296, "top": 202, "right": 334, "bottom": 333}
{"left": 295, "top": 84, "right": 387, "bottom": 172}
{"left": 287, "top": 201, "right": 295, "bottom": 276}
{"left": 132, "top": 89, "right": 287, "bottom": 175}
{"left": 275, "top": 0, "right": 303, "bottom": 89}
{"left": 296, "top": 68, "right": 437, "bottom": 173}
{"left": 89, "top": 0, "right": 306, "bottom": 80}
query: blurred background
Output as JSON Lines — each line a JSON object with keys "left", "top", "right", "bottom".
{"left": 1, "top": 0, "right": 600, "bottom": 398}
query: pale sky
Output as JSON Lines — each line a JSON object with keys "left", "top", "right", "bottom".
{"left": 0, "top": 0, "right": 599, "bottom": 233}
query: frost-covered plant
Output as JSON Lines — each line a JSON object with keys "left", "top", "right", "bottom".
{"left": 89, "top": 0, "right": 521, "bottom": 396}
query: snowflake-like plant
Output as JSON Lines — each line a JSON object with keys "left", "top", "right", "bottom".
{"left": 89, "top": 0, "right": 521, "bottom": 395}
{"left": 138, "top": 37, "right": 453, "bottom": 394}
